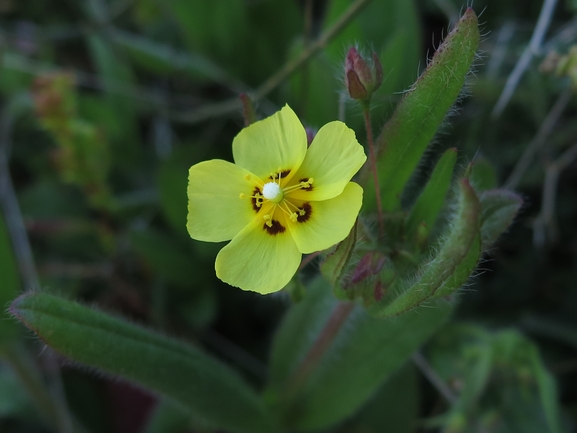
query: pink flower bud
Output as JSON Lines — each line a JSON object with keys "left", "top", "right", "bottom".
{"left": 344, "top": 47, "right": 383, "bottom": 102}
{"left": 349, "top": 252, "right": 386, "bottom": 285}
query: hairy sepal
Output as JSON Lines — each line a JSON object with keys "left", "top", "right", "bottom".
{"left": 367, "top": 178, "right": 482, "bottom": 318}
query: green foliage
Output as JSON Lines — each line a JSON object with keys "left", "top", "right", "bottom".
{"left": 266, "top": 278, "right": 452, "bottom": 431}
{"left": 335, "top": 363, "right": 419, "bottom": 433}
{"left": 428, "top": 325, "right": 566, "bottom": 433}
{"left": 1, "top": 1, "right": 570, "bottom": 432}
{"left": 479, "top": 190, "right": 523, "bottom": 248}
{"left": 10, "top": 292, "right": 277, "bottom": 433}
{"left": 363, "top": 8, "right": 479, "bottom": 212}
{"left": 368, "top": 179, "right": 481, "bottom": 317}
{"left": 405, "top": 148, "right": 457, "bottom": 244}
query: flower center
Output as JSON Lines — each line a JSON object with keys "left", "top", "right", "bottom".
{"left": 262, "top": 182, "right": 283, "bottom": 203}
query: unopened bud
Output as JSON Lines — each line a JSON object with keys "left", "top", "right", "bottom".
{"left": 349, "top": 252, "right": 386, "bottom": 285}
{"left": 344, "top": 47, "right": 383, "bottom": 102}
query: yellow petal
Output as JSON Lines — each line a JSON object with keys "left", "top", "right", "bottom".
{"left": 187, "top": 160, "right": 258, "bottom": 242}
{"left": 215, "top": 215, "right": 301, "bottom": 294}
{"left": 289, "top": 121, "right": 366, "bottom": 202}
{"left": 232, "top": 105, "right": 307, "bottom": 183}
{"left": 288, "top": 182, "right": 363, "bottom": 254}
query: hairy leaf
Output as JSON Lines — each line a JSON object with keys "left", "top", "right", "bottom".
{"left": 364, "top": 8, "right": 479, "bottom": 212}
{"left": 11, "top": 293, "right": 277, "bottom": 433}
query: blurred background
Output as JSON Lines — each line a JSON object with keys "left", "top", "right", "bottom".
{"left": 1, "top": 0, "right": 577, "bottom": 432}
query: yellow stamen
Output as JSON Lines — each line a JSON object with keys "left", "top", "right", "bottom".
{"left": 251, "top": 192, "right": 264, "bottom": 207}
{"left": 263, "top": 214, "right": 273, "bottom": 227}
{"left": 239, "top": 193, "right": 246, "bottom": 199}
{"left": 282, "top": 177, "right": 314, "bottom": 194}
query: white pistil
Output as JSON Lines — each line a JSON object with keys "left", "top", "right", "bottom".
{"left": 262, "top": 182, "right": 283, "bottom": 203}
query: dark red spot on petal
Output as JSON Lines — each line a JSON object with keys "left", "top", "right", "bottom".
{"left": 264, "top": 219, "right": 286, "bottom": 235}
{"left": 269, "top": 169, "right": 291, "bottom": 180}
{"left": 297, "top": 203, "right": 312, "bottom": 223}
{"left": 251, "top": 187, "right": 262, "bottom": 212}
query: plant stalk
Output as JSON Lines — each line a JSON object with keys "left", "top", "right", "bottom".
{"left": 288, "top": 301, "right": 355, "bottom": 396}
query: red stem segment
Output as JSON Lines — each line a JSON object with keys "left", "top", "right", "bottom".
{"left": 288, "top": 301, "right": 355, "bottom": 395}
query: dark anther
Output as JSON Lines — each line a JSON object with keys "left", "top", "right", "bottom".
{"left": 264, "top": 219, "right": 286, "bottom": 235}
{"left": 297, "top": 203, "right": 312, "bottom": 223}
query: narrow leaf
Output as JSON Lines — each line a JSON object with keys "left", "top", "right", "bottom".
{"left": 405, "top": 148, "right": 457, "bottom": 242}
{"left": 10, "top": 293, "right": 277, "bottom": 433}
{"left": 267, "top": 278, "right": 451, "bottom": 431}
{"left": 364, "top": 8, "right": 479, "bottom": 211}
{"left": 369, "top": 178, "right": 481, "bottom": 317}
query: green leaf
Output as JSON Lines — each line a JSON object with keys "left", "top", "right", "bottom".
{"left": 429, "top": 326, "right": 567, "bottom": 433}
{"left": 432, "top": 233, "right": 481, "bottom": 299}
{"left": 364, "top": 8, "right": 479, "bottom": 212}
{"left": 267, "top": 278, "right": 451, "bottom": 431}
{"left": 0, "top": 213, "right": 20, "bottom": 344}
{"left": 405, "top": 148, "right": 457, "bottom": 243}
{"left": 479, "top": 189, "right": 523, "bottom": 248}
{"left": 368, "top": 178, "right": 481, "bottom": 317}
{"left": 10, "top": 293, "right": 277, "bottom": 433}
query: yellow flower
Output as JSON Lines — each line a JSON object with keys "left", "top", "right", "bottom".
{"left": 187, "top": 105, "right": 366, "bottom": 294}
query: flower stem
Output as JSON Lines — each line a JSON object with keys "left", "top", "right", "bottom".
{"left": 288, "top": 301, "right": 355, "bottom": 395}
{"left": 363, "top": 105, "right": 384, "bottom": 238}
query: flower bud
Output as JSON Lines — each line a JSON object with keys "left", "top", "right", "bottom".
{"left": 349, "top": 251, "right": 386, "bottom": 285}
{"left": 344, "top": 47, "right": 383, "bottom": 102}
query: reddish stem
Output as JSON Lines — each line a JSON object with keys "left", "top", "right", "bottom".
{"left": 288, "top": 302, "right": 355, "bottom": 395}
